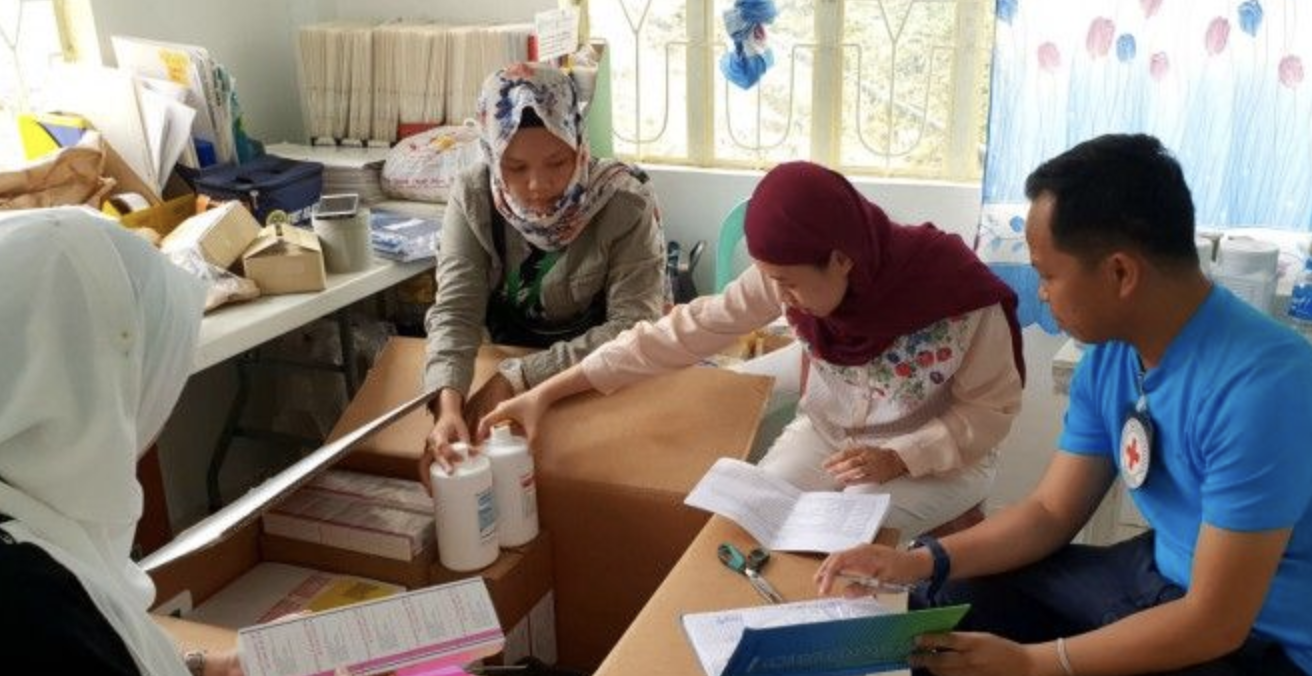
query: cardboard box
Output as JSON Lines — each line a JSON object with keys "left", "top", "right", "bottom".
{"left": 149, "top": 521, "right": 404, "bottom": 627}
{"left": 328, "top": 340, "right": 532, "bottom": 479}
{"left": 188, "top": 561, "right": 403, "bottom": 629}
{"left": 430, "top": 532, "right": 555, "bottom": 665}
{"left": 162, "top": 201, "right": 262, "bottom": 269}
{"left": 325, "top": 336, "right": 774, "bottom": 669}
{"left": 259, "top": 533, "right": 433, "bottom": 590}
{"left": 262, "top": 489, "right": 435, "bottom": 561}
{"left": 242, "top": 224, "right": 328, "bottom": 295}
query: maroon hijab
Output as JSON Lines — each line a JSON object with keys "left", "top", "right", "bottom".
{"left": 744, "top": 162, "right": 1025, "bottom": 382}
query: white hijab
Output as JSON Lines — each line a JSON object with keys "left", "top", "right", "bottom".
{"left": 0, "top": 207, "right": 205, "bottom": 675}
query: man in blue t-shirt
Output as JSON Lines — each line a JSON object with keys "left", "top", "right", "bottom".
{"left": 814, "top": 134, "right": 1312, "bottom": 676}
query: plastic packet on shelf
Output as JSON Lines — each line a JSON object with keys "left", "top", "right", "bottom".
{"left": 166, "top": 245, "right": 260, "bottom": 312}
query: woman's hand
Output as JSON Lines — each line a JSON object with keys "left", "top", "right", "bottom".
{"left": 814, "top": 543, "right": 931, "bottom": 595}
{"left": 823, "top": 446, "right": 908, "bottom": 485}
{"left": 478, "top": 389, "right": 549, "bottom": 443}
{"left": 464, "top": 373, "right": 517, "bottom": 431}
{"left": 421, "top": 390, "right": 472, "bottom": 489}
{"left": 909, "top": 632, "right": 1043, "bottom": 676}
{"left": 202, "top": 650, "right": 245, "bottom": 676}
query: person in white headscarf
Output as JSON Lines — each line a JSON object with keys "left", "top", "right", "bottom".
{"left": 422, "top": 62, "right": 667, "bottom": 475}
{"left": 0, "top": 208, "right": 241, "bottom": 675}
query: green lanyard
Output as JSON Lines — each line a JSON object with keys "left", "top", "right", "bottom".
{"left": 503, "top": 249, "right": 562, "bottom": 313}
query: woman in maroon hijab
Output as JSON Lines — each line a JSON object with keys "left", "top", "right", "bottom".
{"left": 478, "top": 161, "right": 1025, "bottom": 537}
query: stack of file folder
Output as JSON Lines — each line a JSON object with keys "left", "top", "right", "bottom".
{"left": 369, "top": 208, "right": 441, "bottom": 263}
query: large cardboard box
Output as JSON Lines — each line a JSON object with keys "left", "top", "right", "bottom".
{"left": 327, "top": 340, "right": 531, "bottom": 479}
{"left": 324, "top": 336, "right": 774, "bottom": 669}
{"left": 242, "top": 224, "right": 327, "bottom": 295}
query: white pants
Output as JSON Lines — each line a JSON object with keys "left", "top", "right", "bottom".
{"left": 757, "top": 414, "right": 998, "bottom": 539}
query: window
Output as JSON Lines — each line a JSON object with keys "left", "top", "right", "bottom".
{"left": 585, "top": 0, "right": 994, "bottom": 180}
{"left": 0, "top": 0, "right": 83, "bottom": 166}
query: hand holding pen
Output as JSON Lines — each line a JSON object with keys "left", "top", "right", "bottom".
{"left": 814, "top": 542, "right": 931, "bottom": 596}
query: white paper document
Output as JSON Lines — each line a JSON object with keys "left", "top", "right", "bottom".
{"left": 237, "top": 578, "right": 503, "bottom": 676}
{"left": 682, "top": 597, "right": 894, "bottom": 676}
{"left": 685, "top": 458, "right": 890, "bottom": 553}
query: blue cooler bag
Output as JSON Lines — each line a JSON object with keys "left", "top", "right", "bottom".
{"left": 193, "top": 155, "right": 324, "bottom": 225}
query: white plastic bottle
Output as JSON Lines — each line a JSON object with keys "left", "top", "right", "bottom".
{"left": 484, "top": 424, "right": 539, "bottom": 547}
{"left": 1288, "top": 249, "right": 1312, "bottom": 338}
{"left": 430, "top": 442, "right": 499, "bottom": 571}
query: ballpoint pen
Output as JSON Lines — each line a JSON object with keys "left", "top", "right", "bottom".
{"left": 836, "top": 572, "right": 916, "bottom": 593}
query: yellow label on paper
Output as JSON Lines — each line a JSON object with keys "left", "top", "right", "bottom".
{"left": 159, "top": 49, "right": 191, "bottom": 86}
{"left": 305, "top": 579, "right": 398, "bottom": 613}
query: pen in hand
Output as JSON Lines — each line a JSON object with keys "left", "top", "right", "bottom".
{"left": 836, "top": 572, "right": 916, "bottom": 594}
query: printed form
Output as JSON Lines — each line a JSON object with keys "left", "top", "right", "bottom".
{"left": 682, "top": 597, "right": 893, "bottom": 676}
{"left": 237, "top": 578, "right": 504, "bottom": 676}
{"left": 685, "top": 458, "right": 890, "bottom": 553}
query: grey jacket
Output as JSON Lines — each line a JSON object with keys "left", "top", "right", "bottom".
{"left": 423, "top": 164, "right": 666, "bottom": 396}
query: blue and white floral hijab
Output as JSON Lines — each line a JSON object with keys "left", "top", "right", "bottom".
{"left": 476, "top": 62, "right": 660, "bottom": 251}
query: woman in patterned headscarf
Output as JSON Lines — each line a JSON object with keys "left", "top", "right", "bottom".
{"left": 423, "top": 63, "right": 667, "bottom": 475}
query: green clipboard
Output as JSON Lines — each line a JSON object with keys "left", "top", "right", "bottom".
{"left": 721, "top": 604, "right": 971, "bottom": 676}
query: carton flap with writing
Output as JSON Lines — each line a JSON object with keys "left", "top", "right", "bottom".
{"left": 244, "top": 224, "right": 322, "bottom": 258}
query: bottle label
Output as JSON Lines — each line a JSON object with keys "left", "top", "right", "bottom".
{"left": 476, "top": 487, "right": 498, "bottom": 543}
{"left": 520, "top": 471, "right": 537, "bottom": 519}
{"left": 1291, "top": 282, "right": 1312, "bottom": 322}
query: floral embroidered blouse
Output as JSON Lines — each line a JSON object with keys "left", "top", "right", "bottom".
{"left": 581, "top": 264, "right": 1023, "bottom": 476}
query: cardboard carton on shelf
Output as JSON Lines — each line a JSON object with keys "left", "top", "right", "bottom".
{"left": 241, "top": 223, "right": 327, "bottom": 295}
{"left": 161, "top": 201, "right": 261, "bottom": 269}
{"left": 323, "top": 336, "right": 774, "bottom": 670}
{"left": 261, "top": 477, "right": 434, "bottom": 563}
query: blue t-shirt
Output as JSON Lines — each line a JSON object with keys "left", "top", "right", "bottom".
{"left": 1060, "top": 286, "right": 1312, "bottom": 672}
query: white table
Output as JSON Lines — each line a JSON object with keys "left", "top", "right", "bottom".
{"left": 194, "top": 256, "right": 433, "bottom": 374}
{"left": 195, "top": 255, "right": 434, "bottom": 510}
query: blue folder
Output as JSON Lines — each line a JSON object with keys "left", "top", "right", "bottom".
{"left": 721, "top": 604, "right": 971, "bottom": 676}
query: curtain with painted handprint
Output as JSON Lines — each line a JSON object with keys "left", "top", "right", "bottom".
{"left": 977, "top": 0, "right": 1311, "bottom": 333}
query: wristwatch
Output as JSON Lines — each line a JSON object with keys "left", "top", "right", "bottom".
{"left": 498, "top": 357, "right": 528, "bottom": 394}
{"left": 911, "top": 534, "right": 951, "bottom": 599}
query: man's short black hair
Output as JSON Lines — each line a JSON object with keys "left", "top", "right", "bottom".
{"left": 1025, "top": 133, "right": 1198, "bottom": 269}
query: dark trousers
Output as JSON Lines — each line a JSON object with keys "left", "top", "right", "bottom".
{"left": 910, "top": 531, "right": 1305, "bottom": 676}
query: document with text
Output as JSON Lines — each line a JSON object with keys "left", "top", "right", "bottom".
{"left": 684, "top": 458, "right": 891, "bottom": 553}
{"left": 237, "top": 578, "right": 503, "bottom": 676}
{"left": 682, "top": 597, "right": 894, "bottom": 676}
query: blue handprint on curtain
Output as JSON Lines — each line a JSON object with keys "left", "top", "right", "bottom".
{"left": 978, "top": 0, "right": 1311, "bottom": 333}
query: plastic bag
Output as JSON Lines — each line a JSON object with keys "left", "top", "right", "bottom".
{"left": 165, "top": 246, "right": 261, "bottom": 312}
{"left": 380, "top": 125, "right": 483, "bottom": 203}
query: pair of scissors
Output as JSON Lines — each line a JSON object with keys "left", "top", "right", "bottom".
{"left": 717, "top": 543, "right": 785, "bottom": 604}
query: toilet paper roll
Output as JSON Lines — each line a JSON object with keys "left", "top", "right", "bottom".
{"left": 1216, "top": 237, "right": 1279, "bottom": 277}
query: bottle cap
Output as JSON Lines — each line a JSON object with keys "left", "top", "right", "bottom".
{"left": 490, "top": 423, "right": 514, "bottom": 444}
